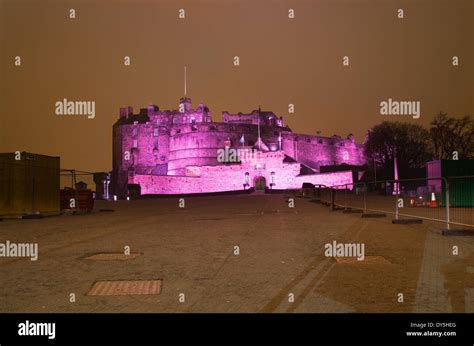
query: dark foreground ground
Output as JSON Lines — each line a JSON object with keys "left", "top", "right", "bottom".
{"left": 0, "top": 194, "right": 472, "bottom": 312}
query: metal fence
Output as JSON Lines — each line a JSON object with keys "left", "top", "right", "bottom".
{"left": 60, "top": 169, "right": 95, "bottom": 192}
{"left": 315, "top": 176, "right": 474, "bottom": 230}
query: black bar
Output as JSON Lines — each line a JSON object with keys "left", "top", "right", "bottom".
{"left": 0, "top": 313, "right": 472, "bottom": 345}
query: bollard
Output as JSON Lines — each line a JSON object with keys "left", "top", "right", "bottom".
{"left": 363, "top": 183, "right": 367, "bottom": 214}
{"left": 331, "top": 189, "right": 335, "bottom": 210}
{"left": 345, "top": 184, "right": 348, "bottom": 210}
{"left": 395, "top": 183, "right": 399, "bottom": 220}
{"left": 445, "top": 178, "right": 450, "bottom": 231}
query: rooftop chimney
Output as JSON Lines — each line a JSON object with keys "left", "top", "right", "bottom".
{"left": 119, "top": 107, "right": 127, "bottom": 118}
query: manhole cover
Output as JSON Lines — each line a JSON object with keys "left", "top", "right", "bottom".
{"left": 334, "top": 256, "right": 391, "bottom": 265}
{"left": 87, "top": 280, "right": 162, "bottom": 296}
{"left": 85, "top": 253, "right": 141, "bottom": 261}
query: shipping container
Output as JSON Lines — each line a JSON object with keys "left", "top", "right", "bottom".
{"left": 0, "top": 152, "right": 60, "bottom": 218}
{"left": 426, "top": 160, "right": 474, "bottom": 207}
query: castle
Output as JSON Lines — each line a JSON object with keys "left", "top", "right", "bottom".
{"left": 111, "top": 97, "right": 366, "bottom": 197}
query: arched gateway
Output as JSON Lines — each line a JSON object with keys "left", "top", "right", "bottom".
{"left": 254, "top": 176, "right": 267, "bottom": 191}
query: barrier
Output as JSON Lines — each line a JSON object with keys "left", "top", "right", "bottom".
{"left": 314, "top": 176, "right": 474, "bottom": 231}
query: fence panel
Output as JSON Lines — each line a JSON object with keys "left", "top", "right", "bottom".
{"left": 315, "top": 176, "right": 474, "bottom": 230}
{"left": 447, "top": 176, "right": 474, "bottom": 229}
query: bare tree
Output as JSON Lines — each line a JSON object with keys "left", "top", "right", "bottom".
{"left": 430, "top": 112, "right": 474, "bottom": 160}
{"left": 365, "top": 121, "right": 433, "bottom": 177}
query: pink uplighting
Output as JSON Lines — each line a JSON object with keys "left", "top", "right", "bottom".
{"left": 112, "top": 98, "right": 365, "bottom": 196}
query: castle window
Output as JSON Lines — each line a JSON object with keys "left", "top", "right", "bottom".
{"left": 210, "top": 125, "right": 217, "bottom": 131}
{"left": 245, "top": 172, "right": 250, "bottom": 185}
{"left": 132, "top": 128, "right": 138, "bottom": 137}
{"left": 306, "top": 138, "right": 311, "bottom": 143}
{"left": 156, "top": 119, "right": 160, "bottom": 126}
{"left": 153, "top": 128, "right": 159, "bottom": 137}
{"left": 133, "top": 121, "right": 138, "bottom": 125}
{"left": 318, "top": 139, "right": 323, "bottom": 144}
{"left": 340, "top": 142, "right": 345, "bottom": 147}
{"left": 133, "top": 139, "right": 138, "bottom": 148}
{"left": 192, "top": 125, "right": 197, "bottom": 131}
{"left": 176, "top": 129, "right": 181, "bottom": 134}
{"left": 271, "top": 171, "right": 276, "bottom": 185}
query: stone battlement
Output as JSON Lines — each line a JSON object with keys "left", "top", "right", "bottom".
{"left": 111, "top": 98, "right": 366, "bottom": 197}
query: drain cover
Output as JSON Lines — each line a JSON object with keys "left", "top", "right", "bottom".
{"left": 334, "top": 256, "right": 391, "bottom": 265}
{"left": 85, "top": 253, "right": 141, "bottom": 260}
{"left": 87, "top": 280, "right": 162, "bottom": 296}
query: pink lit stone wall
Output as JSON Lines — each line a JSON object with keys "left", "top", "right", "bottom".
{"left": 131, "top": 170, "right": 353, "bottom": 194}
{"left": 281, "top": 133, "right": 365, "bottom": 170}
{"left": 130, "top": 150, "right": 354, "bottom": 195}
{"left": 292, "top": 171, "right": 353, "bottom": 188}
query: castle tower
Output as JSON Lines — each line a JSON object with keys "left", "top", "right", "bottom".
{"left": 179, "top": 97, "right": 192, "bottom": 112}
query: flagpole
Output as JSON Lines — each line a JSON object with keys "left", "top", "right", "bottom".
{"left": 258, "top": 106, "right": 261, "bottom": 151}
{"left": 184, "top": 66, "right": 187, "bottom": 97}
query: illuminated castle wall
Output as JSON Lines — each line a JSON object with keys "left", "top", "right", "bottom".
{"left": 111, "top": 98, "right": 366, "bottom": 197}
